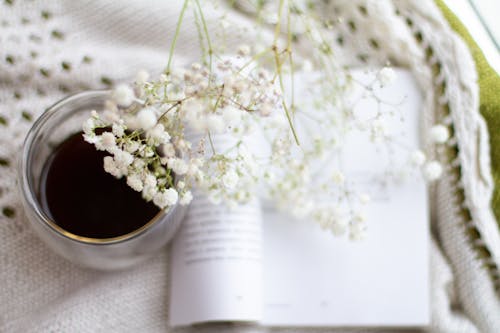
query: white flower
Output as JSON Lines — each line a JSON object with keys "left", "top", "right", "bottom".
{"left": 302, "top": 59, "right": 314, "bottom": 72}
{"left": 148, "top": 124, "right": 170, "bottom": 143}
{"left": 207, "top": 114, "right": 226, "bottom": 134}
{"left": 127, "top": 173, "right": 144, "bottom": 192}
{"left": 219, "top": 17, "right": 230, "bottom": 29}
{"left": 222, "top": 169, "right": 239, "bottom": 189}
{"left": 83, "top": 134, "right": 99, "bottom": 145}
{"left": 377, "top": 67, "right": 396, "bottom": 86}
{"left": 103, "top": 156, "right": 123, "bottom": 178}
{"left": 316, "top": 207, "right": 344, "bottom": 234}
{"left": 342, "top": 213, "right": 367, "bottom": 241}
{"left": 359, "top": 193, "right": 371, "bottom": 204}
{"left": 235, "top": 190, "right": 249, "bottom": 202}
{"left": 353, "top": 213, "right": 366, "bottom": 223}
{"left": 168, "top": 158, "right": 188, "bottom": 175}
{"left": 423, "top": 161, "right": 443, "bottom": 181}
{"left": 142, "top": 185, "right": 158, "bottom": 201}
{"left": 224, "top": 75, "right": 236, "bottom": 90}
{"left": 159, "top": 73, "right": 168, "bottom": 83}
{"left": 180, "top": 190, "right": 193, "bottom": 205}
{"left": 182, "top": 104, "right": 202, "bottom": 132}
{"left": 193, "top": 169, "right": 205, "bottom": 185}
{"left": 94, "top": 136, "right": 106, "bottom": 151}
{"left": 349, "top": 220, "right": 367, "bottom": 241}
{"left": 264, "top": 12, "right": 279, "bottom": 24}
{"left": 182, "top": 99, "right": 202, "bottom": 121}
{"left": 132, "top": 158, "right": 145, "bottom": 169}
{"left": 187, "top": 162, "right": 201, "bottom": 177}
{"left": 239, "top": 146, "right": 251, "bottom": 161}
{"left": 124, "top": 115, "right": 139, "bottom": 130}
{"left": 273, "top": 138, "right": 289, "bottom": 155}
{"left": 177, "top": 181, "right": 185, "bottom": 189}
{"left": 125, "top": 141, "right": 140, "bottom": 154}
{"left": 332, "top": 170, "right": 345, "bottom": 185}
{"left": 357, "top": 120, "right": 369, "bottom": 131}
{"left": 331, "top": 217, "right": 349, "bottom": 236}
{"left": 141, "top": 146, "right": 155, "bottom": 158}
{"left": 103, "top": 156, "right": 115, "bottom": 173}
{"left": 238, "top": 88, "right": 252, "bottom": 103}
{"left": 237, "top": 44, "right": 251, "bottom": 56}
{"left": 269, "top": 114, "right": 288, "bottom": 129}
{"left": 161, "top": 143, "right": 176, "bottom": 158}
{"left": 112, "top": 123, "right": 125, "bottom": 137}
{"left": 208, "top": 190, "right": 222, "bottom": 205}
{"left": 222, "top": 106, "right": 242, "bottom": 125}
{"left": 153, "top": 188, "right": 179, "bottom": 208}
{"left": 411, "top": 150, "right": 426, "bottom": 166}
{"left": 143, "top": 173, "right": 157, "bottom": 188}
{"left": 430, "top": 124, "right": 450, "bottom": 144}
{"left": 171, "top": 67, "right": 185, "bottom": 80}
{"left": 191, "top": 157, "right": 204, "bottom": 168}
{"left": 114, "top": 149, "right": 134, "bottom": 168}
{"left": 136, "top": 107, "right": 157, "bottom": 130}
{"left": 82, "top": 118, "right": 95, "bottom": 135}
{"left": 260, "top": 103, "right": 273, "bottom": 117}
{"left": 371, "top": 119, "right": 386, "bottom": 141}
{"left": 135, "top": 70, "right": 150, "bottom": 84}
{"left": 112, "top": 84, "right": 135, "bottom": 107}
{"left": 177, "top": 139, "right": 191, "bottom": 151}
{"left": 291, "top": 199, "right": 314, "bottom": 218}
{"left": 100, "top": 132, "right": 116, "bottom": 151}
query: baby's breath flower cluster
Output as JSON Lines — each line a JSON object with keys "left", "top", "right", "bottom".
{"left": 83, "top": 55, "right": 280, "bottom": 211}
{"left": 83, "top": 108, "right": 186, "bottom": 210}
{"left": 410, "top": 123, "right": 450, "bottom": 182}
{"left": 81, "top": 0, "right": 450, "bottom": 241}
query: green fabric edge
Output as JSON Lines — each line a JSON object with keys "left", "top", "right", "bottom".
{"left": 435, "top": 0, "right": 500, "bottom": 229}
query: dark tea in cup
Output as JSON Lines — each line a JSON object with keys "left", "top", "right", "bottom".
{"left": 39, "top": 131, "right": 159, "bottom": 239}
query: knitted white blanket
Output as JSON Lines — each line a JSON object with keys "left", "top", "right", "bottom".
{"left": 0, "top": 1, "right": 498, "bottom": 332}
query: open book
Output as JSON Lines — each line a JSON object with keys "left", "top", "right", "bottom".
{"left": 169, "top": 69, "right": 429, "bottom": 327}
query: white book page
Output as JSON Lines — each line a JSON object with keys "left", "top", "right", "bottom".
{"left": 169, "top": 69, "right": 429, "bottom": 327}
{"left": 169, "top": 196, "right": 263, "bottom": 326}
{"left": 262, "top": 69, "right": 429, "bottom": 326}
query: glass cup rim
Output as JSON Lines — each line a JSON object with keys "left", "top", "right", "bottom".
{"left": 19, "top": 90, "right": 170, "bottom": 245}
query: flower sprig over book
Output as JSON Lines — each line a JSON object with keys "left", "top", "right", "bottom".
{"left": 82, "top": 0, "right": 449, "bottom": 240}
{"left": 84, "top": 56, "right": 280, "bottom": 208}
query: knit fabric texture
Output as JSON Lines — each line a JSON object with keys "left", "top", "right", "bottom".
{"left": 0, "top": 0, "right": 499, "bottom": 332}
{"left": 435, "top": 0, "right": 500, "bottom": 229}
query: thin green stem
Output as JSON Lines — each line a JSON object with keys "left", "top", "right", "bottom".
{"left": 158, "top": 100, "right": 183, "bottom": 123}
{"left": 286, "top": 4, "right": 295, "bottom": 113}
{"left": 192, "top": 7, "right": 207, "bottom": 60}
{"left": 237, "top": 48, "right": 270, "bottom": 74}
{"left": 194, "top": 0, "right": 213, "bottom": 75}
{"left": 207, "top": 131, "right": 216, "bottom": 155}
{"left": 282, "top": 101, "right": 299, "bottom": 145}
{"left": 273, "top": 0, "right": 285, "bottom": 45}
{"left": 212, "top": 85, "right": 224, "bottom": 112}
{"left": 166, "top": 0, "right": 189, "bottom": 75}
{"left": 272, "top": 0, "right": 299, "bottom": 146}
{"left": 273, "top": 50, "right": 299, "bottom": 145}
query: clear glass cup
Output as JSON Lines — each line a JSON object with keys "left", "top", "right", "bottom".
{"left": 18, "top": 90, "right": 186, "bottom": 270}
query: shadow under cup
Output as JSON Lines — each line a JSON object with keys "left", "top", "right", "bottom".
{"left": 18, "top": 90, "right": 185, "bottom": 270}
